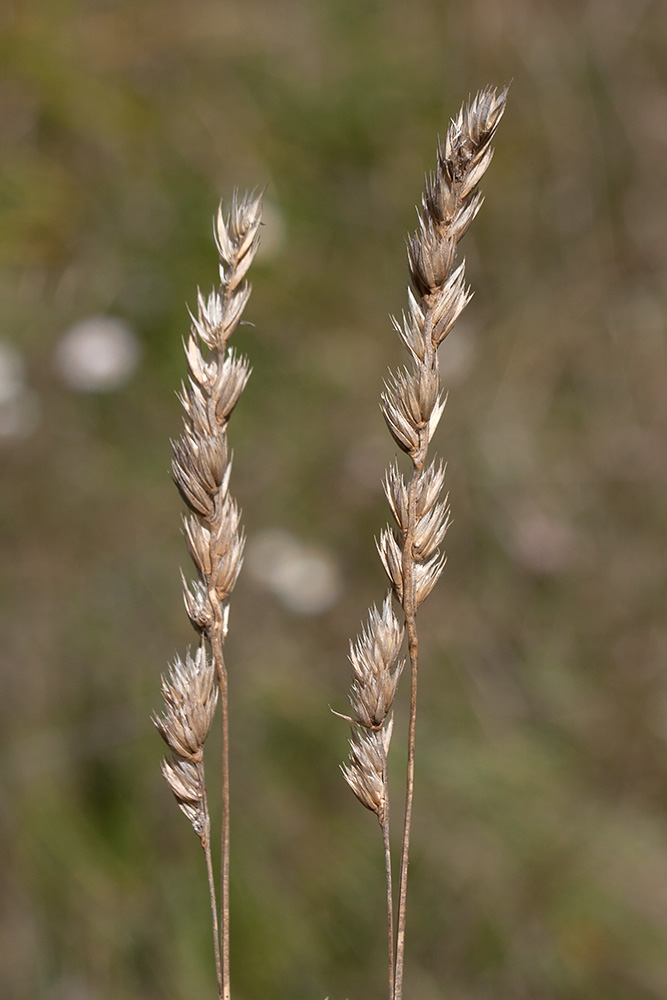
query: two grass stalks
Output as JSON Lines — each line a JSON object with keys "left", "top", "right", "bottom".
{"left": 340, "top": 86, "right": 507, "bottom": 1000}
{"left": 154, "top": 190, "right": 263, "bottom": 1000}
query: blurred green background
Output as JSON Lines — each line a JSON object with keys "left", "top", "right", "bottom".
{"left": 2, "top": 0, "right": 667, "bottom": 998}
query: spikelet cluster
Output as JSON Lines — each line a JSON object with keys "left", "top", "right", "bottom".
{"left": 342, "top": 87, "right": 507, "bottom": 815}
{"left": 340, "top": 598, "right": 404, "bottom": 824}
{"left": 154, "top": 647, "right": 218, "bottom": 844}
{"left": 155, "top": 191, "right": 263, "bottom": 842}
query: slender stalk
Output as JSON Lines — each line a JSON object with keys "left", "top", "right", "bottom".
{"left": 212, "top": 633, "right": 231, "bottom": 1000}
{"left": 380, "top": 744, "right": 394, "bottom": 1000}
{"left": 393, "top": 524, "right": 419, "bottom": 1000}
{"left": 393, "top": 471, "right": 420, "bottom": 1000}
{"left": 211, "top": 631, "right": 231, "bottom": 1000}
{"left": 393, "top": 641, "right": 416, "bottom": 1000}
{"left": 393, "top": 318, "right": 435, "bottom": 1000}
{"left": 203, "top": 790, "right": 224, "bottom": 1000}
{"left": 221, "top": 686, "right": 231, "bottom": 1000}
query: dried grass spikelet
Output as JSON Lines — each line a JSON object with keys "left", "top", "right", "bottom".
{"left": 159, "top": 193, "right": 261, "bottom": 829}
{"left": 161, "top": 757, "right": 210, "bottom": 845}
{"left": 338, "top": 597, "right": 403, "bottom": 821}
{"left": 339, "top": 85, "right": 507, "bottom": 1000}
{"left": 155, "top": 189, "right": 263, "bottom": 1000}
{"left": 169, "top": 190, "right": 261, "bottom": 650}
{"left": 342, "top": 723, "right": 393, "bottom": 826}
{"left": 154, "top": 644, "right": 217, "bottom": 845}
{"left": 377, "top": 85, "right": 507, "bottom": 610}
{"left": 348, "top": 597, "right": 405, "bottom": 730}
{"left": 171, "top": 192, "right": 261, "bottom": 652}
{"left": 160, "top": 190, "right": 262, "bottom": 825}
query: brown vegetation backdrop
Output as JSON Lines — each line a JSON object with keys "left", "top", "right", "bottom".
{"left": 2, "top": 1, "right": 667, "bottom": 998}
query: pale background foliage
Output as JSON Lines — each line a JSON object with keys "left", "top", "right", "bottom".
{"left": 2, "top": 1, "right": 667, "bottom": 998}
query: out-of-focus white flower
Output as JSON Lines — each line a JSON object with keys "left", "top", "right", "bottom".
{"left": 0, "top": 341, "right": 40, "bottom": 438}
{"left": 54, "top": 316, "right": 140, "bottom": 392}
{"left": 246, "top": 528, "right": 342, "bottom": 615}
